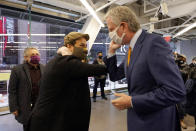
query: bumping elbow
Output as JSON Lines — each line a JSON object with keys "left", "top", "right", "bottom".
{"left": 109, "top": 76, "right": 117, "bottom": 82}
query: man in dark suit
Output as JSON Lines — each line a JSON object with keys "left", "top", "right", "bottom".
{"left": 8, "top": 47, "right": 44, "bottom": 131}
{"left": 28, "top": 32, "right": 106, "bottom": 131}
{"left": 92, "top": 51, "right": 107, "bottom": 102}
{"left": 104, "top": 6, "right": 186, "bottom": 131}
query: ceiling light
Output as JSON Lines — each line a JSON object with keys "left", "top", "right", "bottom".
{"left": 0, "top": 42, "right": 62, "bottom": 44}
{"left": 160, "top": 1, "right": 168, "bottom": 15}
{"left": 148, "top": 24, "right": 154, "bottom": 33}
{"left": 173, "top": 22, "right": 196, "bottom": 38}
{"left": 0, "top": 34, "right": 65, "bottom": 36}
{"left": 79, "top": 0, "right": 104, "bottom": 27}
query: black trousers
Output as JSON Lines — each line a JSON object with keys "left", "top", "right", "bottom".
{"left": 177, "top": 103, "right": 186, "bottom": 120}
{"left": 93, "top": 78, "right": 106, "bottom": 98}
{"left": 23, "top": 124, "right": 28, "bottom": 131}
{"left": 25, "top": 102, "right": 36, "bottom": 131}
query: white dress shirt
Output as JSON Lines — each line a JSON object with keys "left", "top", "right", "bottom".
{"left": 129, "top": 29, "right": 142, "bottom": 49}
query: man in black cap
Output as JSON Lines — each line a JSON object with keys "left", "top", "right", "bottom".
{"left": 28, "top": 32, "right": 106, "bottom": 131}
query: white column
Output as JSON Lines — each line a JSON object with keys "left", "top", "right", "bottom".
{"left": 81, "top": 16, "right": 101, "bottom": 51}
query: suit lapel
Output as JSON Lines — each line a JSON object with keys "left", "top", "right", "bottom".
{"left": 23, "top": 63, "right": 32, "bottom": 89}
{"left": 127, "top": 30, "right": 146, "bottom": 79}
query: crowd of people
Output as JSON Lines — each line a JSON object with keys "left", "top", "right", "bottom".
{"left": 174, "top": 53, "right": 196, "bottom": 129}
{"left": 7, "top": 5, "right": 196, "bottom": 131}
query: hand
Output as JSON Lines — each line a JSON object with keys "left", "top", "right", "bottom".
{"left": 12, "top": 110, "right": 19, "bottom": 116}
{"left": 111, "top": 93, "right": 132, "bottom": 110}
{"left": 81, "top": 59, "right": 85, "bottom": 63}
{"left": 109, "top": 41, "right": 121, "bottom": 54}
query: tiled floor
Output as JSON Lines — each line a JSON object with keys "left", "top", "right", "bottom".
{"left": 90, "top": 95, "right": 127, "bottom": 131}
{"left": 0, "top": 114, "right": 22, "bottom": 131}
{"left": 0, "top": 95, "right": 195, "bottom": 131}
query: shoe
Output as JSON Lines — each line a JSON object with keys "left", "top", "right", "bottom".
{"left": 102, "top": 97, "right": 107, "bottom": 100}
{"left": 180, "top": 120, "right": 187, "bottom": 129}
{"left": 93, "top": 98, "right": 96, "bottom": 102}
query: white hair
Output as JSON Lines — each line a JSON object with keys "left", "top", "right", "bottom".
{"left": 24, "top": 47, "right": 39, "bottom": 57}
{"left": 105, "top": 6, "right": 140, "bottom": 32}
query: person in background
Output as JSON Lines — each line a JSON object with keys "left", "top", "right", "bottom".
{"left": 175, "top": 54, "right": 189, "bottom": 82}
{"left": 189, "top": 57, "right": 196, "bottom": 68}
{"left": 186, "top": 57, "right": 196, "bottom": 131}
{"left": 104, "top": 6, "right": 186, "bottom": 131}
{"left": 174, "top": 53, "right": 189, "bottom": 129}
{"left": 28, "top": 32, "right": 106, "bottom": 131}
{"left": 92, "top": 52, "right": 107, "bottom": 102}
{"left": 8, "top": 47, "right": 44, "bottom": 131}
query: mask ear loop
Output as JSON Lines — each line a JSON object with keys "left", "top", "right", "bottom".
{"left": 109, "top": 24, "right": 120, "bottom": 39}
{"left": 116, "top": 23, "right": 126, "bottom": 37}
{"left": 118, "top": 23, "right": 127, "bottom": 44}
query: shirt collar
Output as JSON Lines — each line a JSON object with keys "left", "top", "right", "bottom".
{"left": 27, "top": 63, "right": 40, "bottom": 70}
{"left": 129, "top": 29, "right": 142, "bottom": 49}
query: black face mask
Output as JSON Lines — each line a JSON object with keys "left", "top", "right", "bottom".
{"left": 72, "top": 47, "right": 88, "bottom": 60}
{"left": 98, "top": 56, "right": 103, "bottom": 59}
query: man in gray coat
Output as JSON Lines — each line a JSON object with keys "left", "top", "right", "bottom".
{"left": 8, "top": 47, "right": 44, "bottom": 131}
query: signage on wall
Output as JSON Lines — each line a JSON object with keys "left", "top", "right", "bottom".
{"left": 105, "top": 43, "right": 128, "bottom": 55}
{"left": 0, "top": 17, "right": 3, "bottom": 34}
{"left": 6, "top": 18, "right": 14, "bottom": 42}
{"left": 116, "top": 45, "right": 128, "bottom": 55}
{"left": 1, "top": 17, "right": 8, "bottom": 56}
{"left": 0, "top": 17, "right": 14, "bottom": 56}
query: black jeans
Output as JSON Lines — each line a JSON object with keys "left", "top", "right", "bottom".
{"left": 93, "top": 78, "right": 106, "bottom": 99}
{"left": 177, "top": 103, "right": 186, "bottom": 120}
{"left": 23, "top": 124, "right": 28, "bottom": 131}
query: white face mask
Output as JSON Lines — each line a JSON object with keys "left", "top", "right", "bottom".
{"left": 109, "top": 25, "right": 126, "bottom": 45}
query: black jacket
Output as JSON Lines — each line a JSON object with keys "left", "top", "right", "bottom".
{"left": 29, "top": 55, "right": 106, "bottom": 131}
{"left": 189, "top": 63, "right": 196, "bottom": 68}
{"left": 186, "top": 66, "right": 196, "bottom": 108}
{"left": 8, "top": 63, "right": 44, "bottom": 125}
{"left": 93, "top": 59, "right": 106, "bottom": 80}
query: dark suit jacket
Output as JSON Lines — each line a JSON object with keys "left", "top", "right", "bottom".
{"left": 8, "top": 63, "right": 44, "bottom": 125}
{"left": 29, "top": 55, "right": 106, "bottom": 131}
{"left": 104, "top": 30, "right": 186, "bottom": 131}
{"left": 93, "top": 59, "right": 106, "bottom": 80}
